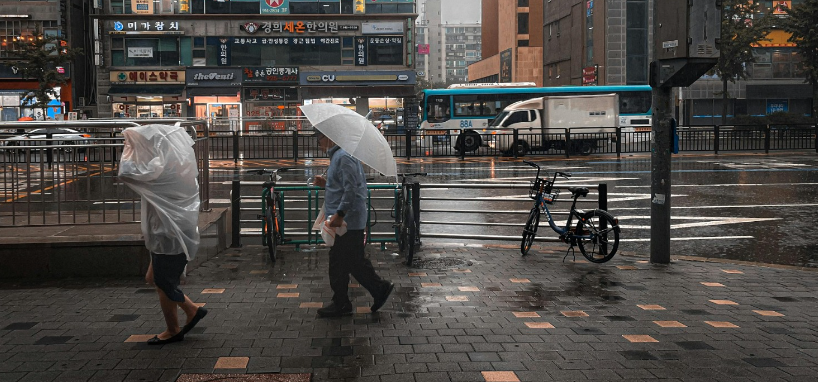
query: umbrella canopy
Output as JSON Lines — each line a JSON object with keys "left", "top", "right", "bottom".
{"left": 300, "top": 103, "right": 397, "bottom": 180}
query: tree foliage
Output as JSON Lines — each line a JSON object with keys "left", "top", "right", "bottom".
{"left": 715, "top": 0, "right": 774, "bottom": 83}
{"left": 783, "top": 0, "right": 818, "bottom": 118}
{"left": 6, "top": 28, "right": 82, "bottom": 114}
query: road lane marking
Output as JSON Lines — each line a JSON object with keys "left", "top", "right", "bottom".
{"left": 620, "top": 236, "right": 754, "bottom": 242}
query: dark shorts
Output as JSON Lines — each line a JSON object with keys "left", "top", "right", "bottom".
{"left": 150, "top": 253, "right": 187, "bottom": 303}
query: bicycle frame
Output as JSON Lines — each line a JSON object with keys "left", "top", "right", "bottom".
{"left": 536, "top": 193, "right": 593, "bottom": 242}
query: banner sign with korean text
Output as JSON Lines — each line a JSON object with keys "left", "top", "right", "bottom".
{"left": 240, "top": 21, "right": 356, "bottom": 34}
{"left": 242, "top": 67, "right": 300, "bottom": 83}
{"left": 109, "top": 70, "right": 184, "bottom": 84}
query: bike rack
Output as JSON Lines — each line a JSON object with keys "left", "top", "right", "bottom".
{"left": 231, "top": 181, "right": 403, "bottom": 250}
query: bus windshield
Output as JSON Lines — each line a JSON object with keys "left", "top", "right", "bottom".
{"left": 425, "top": 95, "right": 450, "bottom": 123}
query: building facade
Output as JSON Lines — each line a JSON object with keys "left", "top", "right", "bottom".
{"left": 539, "top": 0, "right": 811, "bottom": 125}
{"left": 541, "top": 0, "right": 652, "bottom": 87}
{"left": 0, "top": 0, "right": 91, "bottom": 121}
{"left": 684, "top": 0, "right": 813, "bottom": 125}
{"left": 415, "top": 0, "right": 482, "bottom": 85}
{"left": 91, "top": 0, "right": 418, "bottom": 128}
{"left": 467, "top": 0, "right": 543, "bottom": 86}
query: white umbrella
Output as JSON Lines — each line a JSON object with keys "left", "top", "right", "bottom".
{"left": 300, "top": 103, "right": 398, "bottom": 180}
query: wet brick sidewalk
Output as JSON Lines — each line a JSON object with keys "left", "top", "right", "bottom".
{"left": 1, "top": 243, "right": 818, "bottom": 381}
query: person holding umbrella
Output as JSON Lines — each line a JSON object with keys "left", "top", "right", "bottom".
{"left": 311, "top": 128, "right": 394, "bottom": 317}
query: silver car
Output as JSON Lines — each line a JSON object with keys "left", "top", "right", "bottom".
{"left": 2, "top": 128, "right": 94, "bottom": 152}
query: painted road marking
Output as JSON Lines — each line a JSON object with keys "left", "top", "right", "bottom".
{"left": 617, "top": 216, "right": 780, "bottom": 230}
{"left": 620, "top": 236, "right": 754, "bottom": 242}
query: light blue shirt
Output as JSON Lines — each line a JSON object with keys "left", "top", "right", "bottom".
{"left": 324, "top": 145, "right": 368, "bottom": 230}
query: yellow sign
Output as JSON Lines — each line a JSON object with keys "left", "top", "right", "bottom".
{"left": 755, "top": 30, "right": 795, "bottom": 47}
{"left": 355, "top": 0, "right": 365, "bottom": 14}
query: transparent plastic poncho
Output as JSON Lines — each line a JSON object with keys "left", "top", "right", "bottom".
{"left": 118, "top": 124, "right": 200, "bottom": 260}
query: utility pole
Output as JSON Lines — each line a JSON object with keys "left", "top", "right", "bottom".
{"left": 650, "top": 81, "right": 673, "bottom": 263}
{"left": 651, "top": 0, "right": 721, "bottom": 264}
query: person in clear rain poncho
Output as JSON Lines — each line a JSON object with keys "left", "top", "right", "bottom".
{"left": 118, "top": 124, "right": 207, "bottom": 345}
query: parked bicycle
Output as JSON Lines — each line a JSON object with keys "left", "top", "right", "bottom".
{"left": 521, "top": 161, "right": 620, "bottom": 263}
{"left": 394, "top": 172, "right": 426, "bottom": 266}
{"left": 248, "top": 168, "right": 291, "bottom": 263}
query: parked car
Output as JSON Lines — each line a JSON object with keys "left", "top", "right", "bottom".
{"left": 1, "top": 128, "right": 94, "bottom": 152}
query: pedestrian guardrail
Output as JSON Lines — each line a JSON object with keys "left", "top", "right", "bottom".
{"left": 0, "top": 120, "right": 211, "bottom": 227}
{"left": 204, "top": 123, "right": 817, "bottom": 161}
{"left": 229, "top": 180, "right": 609, "bottom": 248}
{"left": 230, "top": 180, "right": 401, "bottom": 249}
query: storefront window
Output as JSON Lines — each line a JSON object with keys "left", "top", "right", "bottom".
{"left": 112, "top": 96, "right": 183, "bottom": 118}
{"left": 111, "top": 37, "right": 180, "bottom": 66}
{"left": 215, "top": 37, "right": 342, "bottom": 66}
{"left": 749, "top": 48, "right": 802, "bottom": 79}
{"left": 110, "top": 0, "right": 178, "bottom": 14}
{"left": 367, "top": 36, "right": 403, "bottom": 65}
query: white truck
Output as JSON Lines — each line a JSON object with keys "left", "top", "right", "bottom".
{"left": 476, "top": 94, "right": 619, "bottom": 156}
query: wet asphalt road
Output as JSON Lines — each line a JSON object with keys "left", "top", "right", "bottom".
{"left": 209, "top": 152, "right": 818, "bottom": 268}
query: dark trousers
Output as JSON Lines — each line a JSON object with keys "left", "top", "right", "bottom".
{"left": 328, "top": 229, "right": 388, "bottom": 306}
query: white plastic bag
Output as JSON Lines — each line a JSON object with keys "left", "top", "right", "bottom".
{"left": 320, "top": 218, "right": 347, "bottom": 247}
{"left": 118, "top": 124, "right": 200, "bottom": 260}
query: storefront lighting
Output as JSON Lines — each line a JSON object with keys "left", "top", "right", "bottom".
{"left": 0, "top": 15, "right": 30, "bottom": 18}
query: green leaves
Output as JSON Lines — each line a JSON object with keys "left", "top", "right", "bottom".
{"left": 716, "top": 0, "right": 775, "bottom": 83}
{"left": 6, "top": 28, "right": 82, "bottom": 112}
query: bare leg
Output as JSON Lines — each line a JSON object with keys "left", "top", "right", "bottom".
{"left": 155, "top": 287, "right": 182, "bottom": 340}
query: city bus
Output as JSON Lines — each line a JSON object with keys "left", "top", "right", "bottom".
{"left": 417, "top": 84, "right": 652, "bottom": 152}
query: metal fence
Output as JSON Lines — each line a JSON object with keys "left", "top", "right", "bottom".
{"left": 0, "top": 120, "right": 210, "bottom": 227}
{"left": 204, "top": 122, "right": 817, "bottom": 161}
{"left": 229, "top": 179, "right": 609, "bottom": 248}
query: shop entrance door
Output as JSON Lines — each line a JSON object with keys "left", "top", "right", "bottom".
{"left": 207, "top": 103, "right": 242, "bottom": 132}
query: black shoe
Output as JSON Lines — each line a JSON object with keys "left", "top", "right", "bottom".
{"left": 317, "top": 302, "right": 353, "bottom": 317}
{"left": 146, "top": 332, "right": 184, "bottom": 345}
{"left": 181, "top": 307, "right": 208, "bottom": 335}
{"left": 371, "top": 282, "right": 394, "bottom": 313}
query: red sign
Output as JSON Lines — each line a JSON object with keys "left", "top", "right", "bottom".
{"left": 417, "top": 44, "right": 430, "bottom": 55}
{"left": 582, "top": 66, "right": 597, "bottom": 85}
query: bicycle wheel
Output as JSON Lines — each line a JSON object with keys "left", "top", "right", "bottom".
{"left": 404, "top": 207, "right": 417, "bottom": 266}
{"left": 265, "top": 205, "right": 277, "bottom": 263}
{"left": 575, "top": 209, "right": 620, "bottom": 263}
{"left": 521, "top": 207, "right": 540, "bottom": 256}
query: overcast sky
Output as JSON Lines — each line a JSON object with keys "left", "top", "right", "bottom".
{"left": 441, "top": 0, "right": 481, "bottom": 24}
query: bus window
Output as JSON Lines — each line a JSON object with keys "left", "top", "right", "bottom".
{"left": 426, "top": 96, "right": 450, "bottom": 122}
{"left": 619, "top": 91, "right": 652, "bottom": 114}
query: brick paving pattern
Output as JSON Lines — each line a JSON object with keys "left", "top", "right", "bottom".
{"left": 2, "top": 243, "right": 818, "bottom": 381}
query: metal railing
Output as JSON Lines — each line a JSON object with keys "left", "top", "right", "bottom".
{"left": 231, "top": 180, "right": 401, "bottom": 249}
{"left": 0, "top": 120, "right": 210, "bottom": 227}
{"left": 202, "top": 122, "right": 817, "bottom": 161}
{"left": 229, "top": 179, "right": 609, "bottom": 247}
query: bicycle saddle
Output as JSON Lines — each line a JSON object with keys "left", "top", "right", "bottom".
{"left": 568, "top": 187, "right": 589, "bottom": 197}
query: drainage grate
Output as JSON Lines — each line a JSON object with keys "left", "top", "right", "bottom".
{"left": 411, "top": 257, "right": 471, "bottom": 269}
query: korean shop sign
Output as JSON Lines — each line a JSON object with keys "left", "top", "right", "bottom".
{"left": 109, "top": 70, "right": 185, "bottom": 84}
{"left": 186, "top": 68, "right": 242, "bottom": 86}
{"left": 242, "top": 67, "right": 299, "bottom": 83}
{"left": 240, "top": 21, "right": 358, "bottom": 34}
{"left": 110, "top": 20, "right": 182, "bottom": 34}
